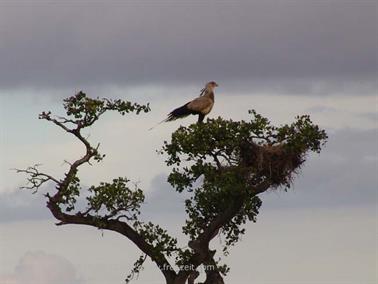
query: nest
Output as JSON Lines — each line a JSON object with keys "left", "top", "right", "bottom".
{"left": 240, "top": 142, "right": 305, "bottom": 187}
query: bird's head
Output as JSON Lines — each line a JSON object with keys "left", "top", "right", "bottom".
{"left": 206, "top": 81, "right": 219, "bottom": 88}
{"left": 205, "top": 81, "right": 218, "bottom": 92}
{"left": 200, "top": 81, "right": 218, "bottom": 96}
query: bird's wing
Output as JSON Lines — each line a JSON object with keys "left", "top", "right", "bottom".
{"left": 187, "top": 96, "right": 213, "bottom": 113}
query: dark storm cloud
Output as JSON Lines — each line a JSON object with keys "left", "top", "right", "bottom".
{"left": 0, "top": 0, "right": 376, "bottom": 93}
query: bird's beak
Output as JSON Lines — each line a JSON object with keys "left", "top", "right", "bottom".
{"left": 215, "top": 83, "right": 219, "bottom": 87}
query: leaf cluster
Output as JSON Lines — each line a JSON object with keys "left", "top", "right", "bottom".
{"left": 62, "top": 91, "right": 150, "bottom": 127}
{"left": 125, "top": 254, "right": 147, "bottom": 284}
{"left": 87, "top": 177, "right": 145, "bottom": 221}
{"left": 133, "top": 221, "right": 179, "bottom": 258}
{"left": 60, "top": 171, "right": 81, "bottom": 212}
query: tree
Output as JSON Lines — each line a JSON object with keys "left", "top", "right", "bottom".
{"left": 18, "top": 92, "right": 327, "bottom": 284}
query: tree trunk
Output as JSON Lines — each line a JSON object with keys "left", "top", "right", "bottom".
{"left": 172, "top": 276, "right": 188, "bottom": 284}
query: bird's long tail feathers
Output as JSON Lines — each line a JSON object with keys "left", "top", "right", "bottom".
{"left": 148, "top": 117, "right": 171, "bottom": 131}
{"left": 148, "top": 103, "right": 191, "bottom": 131}
{"left": 167, "top": 103, "right": 192, "bottom": 120}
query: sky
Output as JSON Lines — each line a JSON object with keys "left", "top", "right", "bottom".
{"left": 0, "top": 0, "right": 377, "bottom": 283}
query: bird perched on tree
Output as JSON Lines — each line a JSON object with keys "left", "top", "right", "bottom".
{"left": 149, "top": 81, "right": 218, "bottom": 130}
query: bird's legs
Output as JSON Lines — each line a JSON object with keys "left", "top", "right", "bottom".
{"left": 198, "top": 114, "right": 205, "bottom": 123}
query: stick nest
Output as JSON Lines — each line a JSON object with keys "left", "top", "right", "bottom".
{"left": 240, "top": 142, "right": 305, "bottom": 187}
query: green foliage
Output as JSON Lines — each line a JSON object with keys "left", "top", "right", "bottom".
{"left": 161, "top": 110, "right": 327, "bottom": 257}
{"left": 275, "top": 113, "right": 327, "bottom": 153}
{"left": 182, "top": 171, "right": 262, "bottom": 246}
{"left": 125, "top": 254, "right": 147, "bottom": 284}
{"left": 62, "top": 91, "right": 150, "bottom": 127}
{"left": 163, "top": 110, "right": 327, "bottom": 168}
{"left": 87, "top": 177, "right": 145, "bottom": 221}
{"left": 133, "top": 221, "right": 179, "bottom": 258}
{"left": 174, "top": 248, "right": 195, "bottom": 267}
{"left": 60, "top": 171, "right": 81, "bottom": 212}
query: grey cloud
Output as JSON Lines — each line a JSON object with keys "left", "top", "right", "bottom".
{"left": 0, "top": 251, "right": 82, "bottom": 284}
{"left": 142, "top": 173, "right": 188, "bottom": 217}
{"left": 262, "top": 128, "right": 378, "bottom": 209}
{"left": 0, "top": 182, "right": 89, "bottom": 224}
{"left": 358, "top": 111, "right": 378, "bottom": 122}
{"left": 0, "top": 1, "right": 376, "bottom": 93}
{"left": 305, "top": 105, "right": 338, "bottom": 113}
{"left": 0, "top": 174, "right": 185, "bottom": 224}
{"left": 1, "top": 128, "right": 376, "bottom": 223}
{"left": 0, "top": 188, "right": 51, "bottom": 223}
{"left": 144, "top": 128, "right": 378, "bottom": 216}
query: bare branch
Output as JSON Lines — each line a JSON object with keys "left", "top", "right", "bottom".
{"left": 15, "top": 165, "right": 60, "bottom": 192}
{"left": 211, "top": 153, "right": 222, "bottom": 169}
{"left": 39, "top": 111, "right": 72, "bottom": 133}
{"left": 55, "top": 116, "right": 78, "bottom": 125}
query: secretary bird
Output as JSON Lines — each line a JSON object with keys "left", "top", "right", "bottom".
{"left": 150, "top": 81, "right": 218, "bottom": 130}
